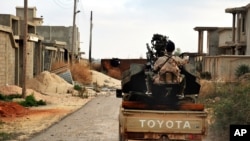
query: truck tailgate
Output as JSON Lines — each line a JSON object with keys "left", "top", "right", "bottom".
{"left": 121, "top": 109, "right": 207, "bottom": 134}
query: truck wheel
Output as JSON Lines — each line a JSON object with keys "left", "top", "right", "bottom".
{"left": 119, "top": 135, "right": 127, "bottom": 141}
{"left": 159, "top": 135, "right": 170, "bottom": 141}
{"left": 119, "top": 124, "right": 127, "bottom": 141}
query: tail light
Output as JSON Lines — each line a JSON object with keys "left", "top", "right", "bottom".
{"left": 185, "top": 134, "right": 202, "bottom": 140}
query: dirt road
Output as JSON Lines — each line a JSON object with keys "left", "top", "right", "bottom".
{"left": 28, "top": 93, "right": 122, "bottom": 141}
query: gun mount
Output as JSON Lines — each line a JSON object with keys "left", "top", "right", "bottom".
{"left": 119, "top": 34, "right": 201, "bottom": 105}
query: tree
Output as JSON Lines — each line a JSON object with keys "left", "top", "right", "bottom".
{"left": 173, "top": 48, "right": 181, "bottom": 56}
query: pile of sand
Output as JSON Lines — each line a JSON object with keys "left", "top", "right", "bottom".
{"left": 0, "top": 85, "right": 24, "bottom": 96}
{"left": 0, "top": 70, "right": 121, "bottom": 100}
{"left": 0, "top": 71, "right": 75, "bottom": 104}
{"left": 26, "top": 71, "right": 73, "bottom": 94}
{"left": 0, "top": 70, "right": 121, "bottom": 103}
{"left": 91, "top": 70, "right": 121, "bottom": 89}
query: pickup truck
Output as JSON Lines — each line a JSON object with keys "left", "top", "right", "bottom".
{"left": 116, "top": 62, "right": 208, "bottom": 141}
{"left": 115, "top": 33, "right": 208, "bottom": 141}
{"left": 117, "top": 99, "right": 208, "bottom": 141}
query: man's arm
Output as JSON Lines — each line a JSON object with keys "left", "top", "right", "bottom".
{"left": 172, "top": 56, "right": 188, "bottom": 66}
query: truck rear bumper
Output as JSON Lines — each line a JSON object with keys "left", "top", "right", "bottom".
{"left": 125, "top": 132, "right": 203, "bottom": 141}
{"left": 119, "top": 108, "right": 207, "bottom": 141}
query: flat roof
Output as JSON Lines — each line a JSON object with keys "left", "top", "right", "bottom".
{"left": 194, "top": 27, "right": 231, "bottom": 31}
{"left": 193, "top": 27, "right": 218, "bottom": 31}
{"left": 225, "top": 3, "right": 250, "bottom": 13}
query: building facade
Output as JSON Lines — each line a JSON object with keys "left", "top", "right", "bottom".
{"left": 0, "top": 6, "right": 78, "bottom": 87}
{"left": 36, "top": 25, "right": 80, "bottom": 60}
{"left": 0, "top": 8, "right": 43, "bottom": 86}
{"left": 194, "top": 3, "right": 250, "bottom": 81}
{"left": 225, "top": 4, "right": 249, "bottom": 55}
{"left": 0, "top": 26, "right": 17, "bottom": 85}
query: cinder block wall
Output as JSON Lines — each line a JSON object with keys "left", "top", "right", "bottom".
{"left": 26, "top": 42, "right": 34, "bottom": 79}
{"left": 0, "top": 31, "right": 16, "bottom": 85}
{"left": 204, "top": 55, "right": 250, "bottom": 81}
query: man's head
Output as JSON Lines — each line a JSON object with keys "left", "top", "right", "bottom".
{"left": 166, "top": 40, "right": 175, "bottom": 53}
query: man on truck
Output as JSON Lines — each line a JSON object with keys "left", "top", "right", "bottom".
{"left": 153, "top": 39, "right": 188, "bottom": 97}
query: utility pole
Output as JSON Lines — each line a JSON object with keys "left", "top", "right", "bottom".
{"left": 71, "top": 0, "right": 77, "bottom": 64}
{"left": 22, "top": 0, "right": 28, "bottom": 98}
{"left": 89, "top": 11, "right": 93, "bottom": 64}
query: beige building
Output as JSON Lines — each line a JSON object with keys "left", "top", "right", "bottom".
{"left": 0, "top": 8, "right": 43, "bottom": 86}
{"left": 194, "top": 3, "right": 250, "bottom": 82}
{"left": 36, "top": 25, "right": 80, "bottom": 61}
{"left": 0, "top": 25, "right": 17, "bottom": 85}
{"left": 225, "top": 3, "right": 250, "bottom": 55}
{"left": 0, "top": 6, "right": 81, "bottom": 87}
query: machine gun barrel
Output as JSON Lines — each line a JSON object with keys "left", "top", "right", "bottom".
{"left": 146, "top": 43, "right": 155, "bottom": 70}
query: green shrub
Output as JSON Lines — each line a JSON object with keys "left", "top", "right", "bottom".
{"left": 207, "top": 83, "right": 250, "bottom": 141}
{"left": 19, "top": 94, "right": 46, "bottom": 107}
{"left": 74, "top": 84, "right": 82, "bottom": 91}
{"left": 235, "top": 64, "right": 250, "bottom": 77}
{"left": 0, "top": 94, "right": 22, "bottom": 101}
{"left": 0, "top": 93, "right": 46, "bottom": 107}
{"left": 73, "top": 84, "right": 88, "bottom": 98}
{"left": 0, "top": 132, "right": 19, "bottom": 140}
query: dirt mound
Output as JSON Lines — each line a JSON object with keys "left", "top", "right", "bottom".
{"left": 0, "top": 85, "right": 23, "bottom": 95}
{"left": 0, "top": 101, "right": 28, "bottom": 117}
{"left": 26, "top": 71, "right": 73, "bottom": 94}
{"left": 91, "top": 70, "right": 121, "bottom": 89}
{"left": 199, "top": 80, "right": 215, "bottom": 97}
{"left": 0, "top": 71, "right": 73, "bottom": 118}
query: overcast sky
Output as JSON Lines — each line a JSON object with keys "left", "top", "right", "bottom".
{"left": 1, "top": 0, "right": 249, "bottom": 59}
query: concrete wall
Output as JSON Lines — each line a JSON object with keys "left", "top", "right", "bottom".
{"left": 0, "top": 31, "right": 16, "bottom": 85}
{"left": 26, "top": 42, "right": 35, "bottom": 79}
{"left": 36, "top": 26, "right": 80, "bottom": 55}
{"left": 207, "top": 30, "right": 220, "bottom": 56}
{"left": 36, "top": 26, "right": 70, "bottom": 42}
{"left": 0, "top": 15, "right": 20, "bottom": 35}
{"left": 0, "top": 15, "right": 11, "bottom": 26}
{"left": 204, "top": 55, "right": 250, "bottom": 81}
{"left": 33, "top": 41, "right": 44, "bottom": 76}
{"left": 0, "top": 29, "right": 43, "bottom": 86}
{"left": 207, "top": 29, "right": 235, "bottom": 56}
{"left": 16, "top": 40, "right": 37, "bottom": 84}
{"left": 16, "top": 7, "right": 36, "bottom": 21}
{"left": 219, "top": 29, "right": 232, "bottom": 47}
